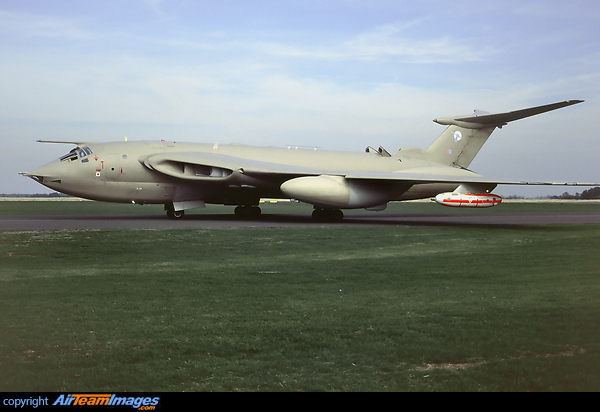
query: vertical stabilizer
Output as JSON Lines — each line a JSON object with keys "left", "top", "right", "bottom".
{"left": 425, "top": 125, "right": 495, "bottom": 168}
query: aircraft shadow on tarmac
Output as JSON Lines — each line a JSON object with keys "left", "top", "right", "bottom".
{"left": 4, "top": 211, "right": 600, "bottom": 231}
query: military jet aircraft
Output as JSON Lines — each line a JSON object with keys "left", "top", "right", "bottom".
{"left": 21, "top": 100, "right": 598, "bottom": 220}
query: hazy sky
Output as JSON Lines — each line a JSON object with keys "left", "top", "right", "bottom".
{"left": 2, "top": 0, "right": 599, "bottom": 196}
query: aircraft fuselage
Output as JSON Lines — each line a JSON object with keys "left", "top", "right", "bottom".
{"left": 26, "top": 140, "right": 456, "bottom": 209}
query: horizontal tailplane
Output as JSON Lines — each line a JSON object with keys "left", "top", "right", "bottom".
{"left": 425, "top": 100, "right": 583, "bottom": 168}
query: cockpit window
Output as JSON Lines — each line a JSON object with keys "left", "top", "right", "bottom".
{"left": 60, "top": 146, "right": 93, "bottom": 162}
{"left": 60, "top": 149, "right": 78, "bottom": 162}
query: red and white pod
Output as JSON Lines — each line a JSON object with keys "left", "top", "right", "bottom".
{"left": 433, "top": 192, "right": 502, "bottom": 208}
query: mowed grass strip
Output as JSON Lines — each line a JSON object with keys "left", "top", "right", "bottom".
{"left": 1, "top": 224, "right": 600, "bottom": 391}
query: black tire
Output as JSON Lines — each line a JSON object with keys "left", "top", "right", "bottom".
{"left": 312, "top": 208, "right": 343, "bottom": 222}
{"left": 166, "top": 204, "right": 185, "bottom": 219}
{"left": 234, "top": 205, "right": 261, "bottom": 218}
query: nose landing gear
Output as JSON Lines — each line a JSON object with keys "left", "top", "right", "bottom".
{"left": 165, "top": 203, "right": 185, "bottom": 219}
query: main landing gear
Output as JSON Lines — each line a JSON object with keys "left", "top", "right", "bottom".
{"left": 165, "top": 203, "right": 343, "bottom": 221}
{"left": 234, "top": 205, "right": 262, "bottom": 218}
{"left": 311, "top": 208, "right": 344, "bottom": 222}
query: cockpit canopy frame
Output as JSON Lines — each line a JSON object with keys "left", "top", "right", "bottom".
{"left": 60, "top": 146, "right": 93, "bottom": 162}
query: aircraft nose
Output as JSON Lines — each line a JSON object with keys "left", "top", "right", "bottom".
{"left": 20, "top": 162, "right": 64, "bottom": 185}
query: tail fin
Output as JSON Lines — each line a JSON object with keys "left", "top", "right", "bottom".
{"left": 425, "top": 125, "right": 494, "bottom": 168}
{"left": 424, "top": 100, "right": 583, "bottom": 168}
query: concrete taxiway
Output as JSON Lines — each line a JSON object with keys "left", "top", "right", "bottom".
{"left": 2, "top": 211, "right": 600, "bottom": 231}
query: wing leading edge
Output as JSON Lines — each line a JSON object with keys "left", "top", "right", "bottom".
{"left": 141, "top": 150, "right": 599, "bottom": 188}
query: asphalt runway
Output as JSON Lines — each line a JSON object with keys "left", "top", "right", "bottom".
{"left": 2, "top": 211, "right": 600, "bottom": 230}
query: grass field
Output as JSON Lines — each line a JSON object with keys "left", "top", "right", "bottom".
{"left": 1, "top": 201, "right": 600, "bottom": 391}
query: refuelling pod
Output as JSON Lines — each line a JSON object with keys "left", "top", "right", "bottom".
{"left": 433, "top": 192, "right": 502, "bottom": 208}
{"left": 280, "top": 175, "right": 394, "bottom": 209}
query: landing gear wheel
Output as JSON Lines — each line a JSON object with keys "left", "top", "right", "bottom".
{"left": 165, "top": 204, "right": 185, "bottom": 219}
{"left": 311, "top": 208, "right": 344, "bottom": 222}
{"left": 234, "top": 205, "right": 262, "bottom": 218}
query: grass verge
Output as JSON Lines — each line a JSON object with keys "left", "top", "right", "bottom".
{"left": 1, "top": 223, "right": 600, "bottom": 391}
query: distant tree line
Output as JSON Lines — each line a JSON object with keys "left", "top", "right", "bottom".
{"left": 551, "top": 187, "right": 600, "bottom": 200}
